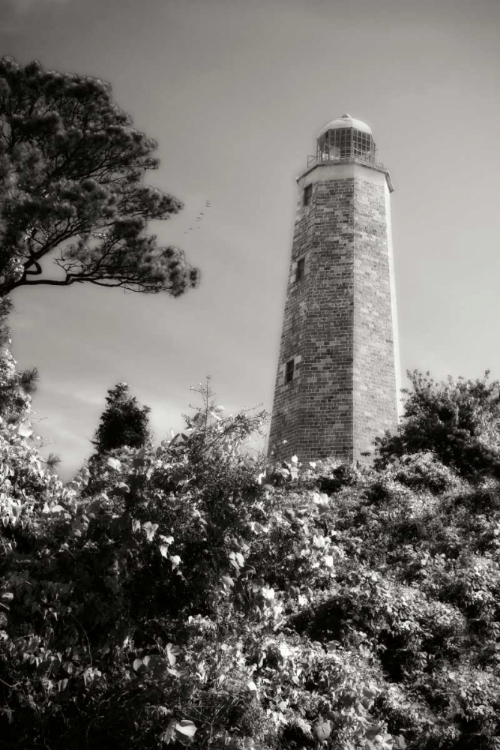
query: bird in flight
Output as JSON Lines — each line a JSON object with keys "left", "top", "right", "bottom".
{"left": 183, "top": 201, "right": 211, "bottom": 234}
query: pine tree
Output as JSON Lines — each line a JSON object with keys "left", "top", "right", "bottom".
{"left": 92, "top": 382, "right": 151, "bottom": 454}
{"left": 0, "top": 57, "right": 199, "bottom": 298}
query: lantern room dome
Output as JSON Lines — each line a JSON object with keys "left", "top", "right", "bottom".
{"left": 317, "top": 113, "right": 372, "bottom": 139}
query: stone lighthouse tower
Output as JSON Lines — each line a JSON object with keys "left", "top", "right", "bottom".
{"left": 269, "top": 114, "right": 400, "bottom": 464}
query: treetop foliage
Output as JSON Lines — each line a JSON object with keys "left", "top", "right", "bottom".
{"left": 376, "top": 370, "right": 500, "bottom": 483}
{"left": 2, "top": 369, "right": 500, "bottom": 749}
{"left": 91, "top": 381, "right": 152, "bottom": 455}
{"left": 0, "top": 57, "right": 199, "bottom": 297}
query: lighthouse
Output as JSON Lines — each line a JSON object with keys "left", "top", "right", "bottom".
{"left": 269, "top": 114, "right": 400, "bottom": 464}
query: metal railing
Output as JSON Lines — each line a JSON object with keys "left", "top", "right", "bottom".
{"left": 306, "top": 151, "right": 384, "bottom": 170}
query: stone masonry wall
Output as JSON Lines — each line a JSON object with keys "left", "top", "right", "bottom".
{"left": 269, "top": 162, "right": 398, "bottom": 464}
{"left": 353, "top": 180, "right": 398, "bottom": 460}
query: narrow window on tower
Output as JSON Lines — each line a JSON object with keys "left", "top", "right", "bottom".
{"left": 296, "top": 257, "right": 305, "bottom": 282}
{"left": 285, "top": 359, "right": 295, "bottom": 383}
{"left": 303, "top": 183, "right": 312, "bottom": 206}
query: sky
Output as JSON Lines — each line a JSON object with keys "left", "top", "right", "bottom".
{"left": 1, "top": 0, "right": 500, "bottom": 478}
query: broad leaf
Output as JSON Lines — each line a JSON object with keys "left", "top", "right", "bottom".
{"left": 175, "top": 720, "right": 197, "bottom": 738}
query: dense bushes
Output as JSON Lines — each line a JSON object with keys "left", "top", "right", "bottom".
{"left": 375, "top": 370, "right": 500, "bottom": 483}
{"left": 2, "top": 372, "right": 500, "bottom": 749}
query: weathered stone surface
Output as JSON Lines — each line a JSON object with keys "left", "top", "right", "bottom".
{"left": 269, "top": 159, "right": 398, "bottom": 464}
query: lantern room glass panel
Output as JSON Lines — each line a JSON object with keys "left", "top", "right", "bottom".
{"left": 317, "top": 128, "right": 376, "bottom": 164}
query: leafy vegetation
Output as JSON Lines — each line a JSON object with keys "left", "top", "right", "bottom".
{"left": 1, "top": 360, "right": 500, "bottom": 749}
{"left": 375, "top": 370, "right": 500, "bottom": 483}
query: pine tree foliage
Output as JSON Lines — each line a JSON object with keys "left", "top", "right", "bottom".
{"left": 0, "top": 57, "right": 199, "bottom": 297}
{"left": 92, "top": 381, "right": 151, "bottom": 454}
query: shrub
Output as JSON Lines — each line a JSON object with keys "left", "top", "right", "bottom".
{"left": 1, "top": 373, "right": 500, "bottom": 748}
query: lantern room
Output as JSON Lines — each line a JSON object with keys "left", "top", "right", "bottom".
{"left": 315, "top": 113, "right": 376, "bottom": 164}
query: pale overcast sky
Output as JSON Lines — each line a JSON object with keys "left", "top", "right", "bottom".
{"left": 1, "top": 0, "right": 500, "bottom": 478}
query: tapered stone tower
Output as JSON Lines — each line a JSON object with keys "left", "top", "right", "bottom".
{"left": 269, "top": 114, "right": 400, "bottom": 464}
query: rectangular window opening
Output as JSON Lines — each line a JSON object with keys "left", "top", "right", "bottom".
{"left": 285, "top": 359, "right": 295, "bottom": 383}
{"left": 303, "top": 183, "right": 312, "bottom": 206}
{"left": 296, "top": 257, "right": 305, "bottom": 282}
